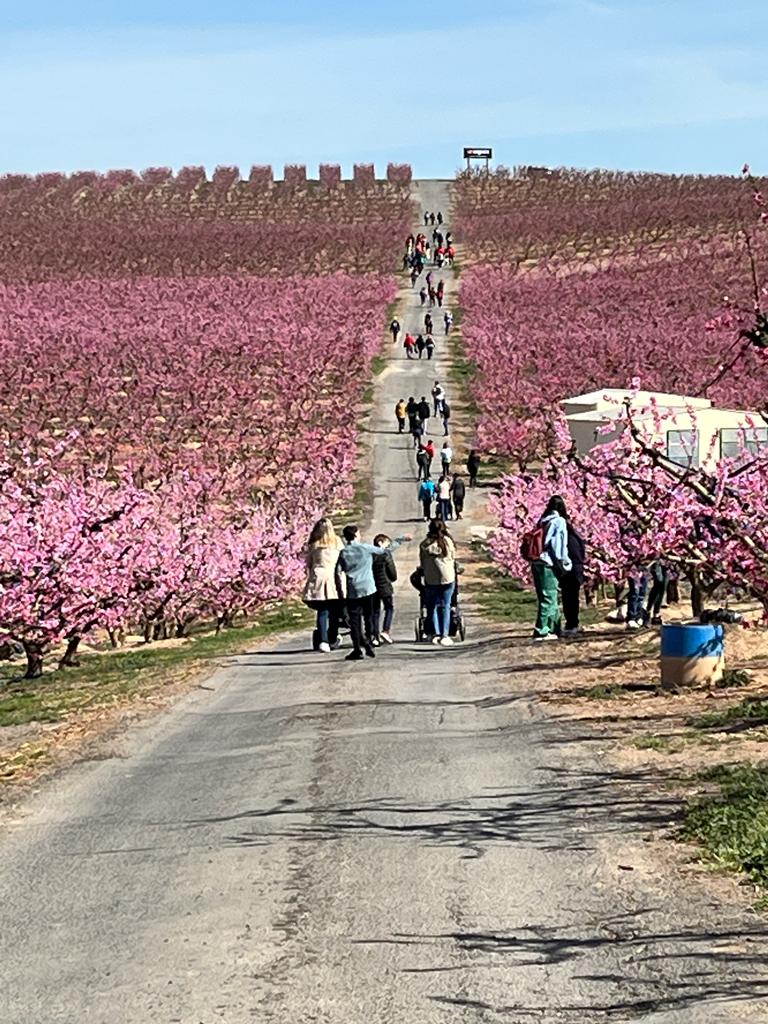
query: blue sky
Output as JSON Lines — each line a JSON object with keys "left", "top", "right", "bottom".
{"left": 1, "top": 0, "right": 767, "bottom": 178}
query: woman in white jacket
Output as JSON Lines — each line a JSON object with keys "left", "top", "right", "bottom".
{"left": 532, "top": 495, "right": 572, "bottom": 641}
{"left": 303, "top": 518, "right": 345, "bottom": 653}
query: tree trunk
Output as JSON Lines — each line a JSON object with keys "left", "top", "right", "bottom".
{"left": 58, "top": 635, "right": 81, "bottom": 669}
{"left": 688, "top": 569, "right": 704, "bottom": 618}
{"left": 22, "top": 641, "right": 44, "bottom": 679}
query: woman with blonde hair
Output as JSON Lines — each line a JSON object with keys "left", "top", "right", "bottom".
{"left": 303, "top": 517, "right": 345, "bottom": 653}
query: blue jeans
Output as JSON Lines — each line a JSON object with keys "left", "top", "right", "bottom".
{"left": 307, "top": 600, "right": 341, "bottom": 646}
{"left": 627, "top": 576, "right": 647, "bottom": 622}
{"left": 438, "top": 498, "right": 451, "bottom": 520}
{"left": 426, "top": 582, "right": 455, "bottom": 638}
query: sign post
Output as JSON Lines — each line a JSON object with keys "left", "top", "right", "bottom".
{"left": 463, "top": 146, "right": 492, "bottom": 172}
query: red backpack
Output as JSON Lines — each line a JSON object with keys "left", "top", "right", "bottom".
{"left": 520, "top": 522, "right": 547, "bottom": 562}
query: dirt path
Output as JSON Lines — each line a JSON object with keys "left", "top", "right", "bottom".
{"left": 1, "top": 183, "right": 767, "bottom": 1023}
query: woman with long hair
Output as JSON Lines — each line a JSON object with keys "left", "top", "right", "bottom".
{"left": 302, "top": 517, "right": 345, "bottom": 653}
{"left": 531, "top": 495, "right": 572, "bottom": 641}
{"left": 419, "top": 519, "right": 457, "bottom": 646}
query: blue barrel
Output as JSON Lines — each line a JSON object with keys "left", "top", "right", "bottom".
{"left": 660, "top": 623, "right": 725, "bottom": 688}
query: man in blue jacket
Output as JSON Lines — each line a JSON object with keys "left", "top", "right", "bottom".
{"left": 338, "top": 525, "right": 410, "bottom": 661}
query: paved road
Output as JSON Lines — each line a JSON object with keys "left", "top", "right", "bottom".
{"left": 2, "top": 183, "right": 768, "bottom": 1023}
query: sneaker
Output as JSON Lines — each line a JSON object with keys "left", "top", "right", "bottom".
{"left": 651, "top": 616, "right": 663, "bottom": 626}
{"left": 318, "top": 642, "right": 331, "bottom": 653}
{"left": 626, "top": 620, "right": 641, "bottom": 630}
{"left": 371, "top": 638, "right": 381, "bottom": 647}
{"left": 431, "top": 636, "right": 441, "bottom": 645}
{"left": 364, "top": 645, "right": 376, "bottom": 658}
{"left": 345, "top": 651, "right": 364, "bottom": 661}
{"left": 440, "top": 636, "right": 454, "bottom": 646}
{"left": 533, "top": 633, "right": 558, "bottom": 642}
{"left": 561, "top": 628, "right": 579, "bottom": 637}
{"left": 330, "top": 638, "right": 342, "bottom": 650}
{"left": 380, "top": 632, "right": 394, "bottom": 644}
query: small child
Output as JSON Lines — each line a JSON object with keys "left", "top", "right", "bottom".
{"left": 372, "top": 534, "right": 400, "bottom": 645}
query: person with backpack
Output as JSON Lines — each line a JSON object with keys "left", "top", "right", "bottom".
{"left": 394, "top": 398, "right": 407, "bottom": 434}
{"left": 419, "top": 285, "right": 428, "bottom": 306}
{"left": 406, "top": 396, "right": 418, "bottom": 431}
{"left": 561, "top": 520, "right": 586, "bottom": 636}
{"left": 418, "top": 477, "right": 436, "bottom": 521}
{"left": 371, "top": 534, "right": 402, "bottom": 645}
{"left": 440, "top": 441, "right": 453, "bottom": 476}
{"left": 411, "top": 416, "right": 424, "bottom": 448}
{"left": 425, "top": 334, "right": 435, "bottom": 360}
{"left": 415, "top": 333, "right": 426, "bottom": 359}
{"left": 390, "top": 317, "right": 401, "bottom": 345}
{"left": 432, "top": 381, "right": 445, "bottom": 416}
{"left": 417, "top": 395, "right": 431, "bottom": 424}
{"left": 451, "top": 474, "right": 466, "bottom": 520}
{"left": 521, "top": 495, "right": 572, "bottom": 641}
{"left": 419, "top": 519, "right": 457, "bottom": 646}
{"left": 424, "top": 312, "right": 433, "bottom": 335}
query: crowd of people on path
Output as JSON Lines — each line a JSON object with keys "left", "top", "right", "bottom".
{"left": 300, "top": 206, "right": 478, "bottom": 655}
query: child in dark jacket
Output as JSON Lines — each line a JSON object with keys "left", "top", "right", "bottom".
{"left": 371, "top": 534, "right": 399, "bottom": 644}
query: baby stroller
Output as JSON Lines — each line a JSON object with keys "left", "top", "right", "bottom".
{"left": 410, "top": 566, "right": 466, "bottom": 642}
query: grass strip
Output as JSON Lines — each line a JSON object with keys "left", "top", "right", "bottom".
{"left": 683, "top": 762, "right": 768, "bottom": 889}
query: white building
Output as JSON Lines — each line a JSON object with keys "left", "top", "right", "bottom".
{"left": 561, "top": 388, "right": 768, "bottom": 468}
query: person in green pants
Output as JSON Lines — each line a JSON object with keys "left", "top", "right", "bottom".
{"left": 532, "top": 495, "right": 572, "bottom": 641}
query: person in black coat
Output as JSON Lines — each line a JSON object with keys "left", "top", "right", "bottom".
{"left": 561, "top": 522, "right": 586, "bottom": 634}
{"left": 371, "top": 535, "right": 399, "bottom": 644}
{"left": 417, "top": 396, "right": 431, "bottom": 423}
{"left": 467, "top": 450, "right": 481, "bottom": 487}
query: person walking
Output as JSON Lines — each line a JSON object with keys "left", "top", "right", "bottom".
{"left": 390, "top": 317, "right": 401, "bottom": 345}
{"left": 441, "top": 401, "right": 451, "bottom": 436}
{"left": 432, "top": 381, "right": 445, "bottom": 416}
{"left": 561, "top": 520, "right": 586, "bottom": 636}
{"left": 444, "top": 311, "right": 453, "bottom": 335}
{"left": 419, "top": 285, "right": 428, "bottom": 306}
{"left": 422, "top": 437, "right": 434, "bottom": 477}
{"left": 416, "top": 333, "right": 426, "bottom": 359}
{"left": 467, "top": 449, "right": 480, "bottom": 487}
{"left": 437, "top": 210, "right": 443, "bottom": 225}
{"left": 410, "top": 266, "right": 419, "bottom": 287}
{"left": 436, "top": 474, "right": 452, "bottom": 521}
{"left": 424, "top": 211, "right": 430, "bottom": 226}
{"left": 436, "top": 280, "right": 444, "bottom": 307}
{"left": 371, "top": 534, "right": 400, "bottom": 645}
{"left": 302, "top": 518, "right": 345, "bottom": 653}
{"left": 418, "top": 477, "right": 436, "bottom": 521}
{"left": 419, "top": 520, "right": 457, "bottom": 646}
{"left": 417, "top": 395, "right": 431, "bottom": 424}
{"left": 451, "top": 473, "right": 466, "bottom": 520}
{"left": 338, "top": 525, "right": 410, "bottom": 660}
{"left": 412, "top": 416, "right": 424, "bottom": 448}
{"left": 403, "top": 333, "right": 416, "bottom": 359}
{"left": 527, "top": 495, "right": 572, "bottom": 641}
{"left": 416, "top": 443, "right": 430, "bottom": 481}
{"left": 425, "top": 334, "right": 435, "bottom": 360}
{"left": 394, "top": 398, "right": 407, "bottom": 433}
{"left": 644, "top": 560, "right": 668, "bottom": 626}
{"left": 406, "top": 396, "right": 418, "bottom": 433}
{"left": 440, "top": 441, "right": 453, "bottom": 476}
{"left": 424, "top": 312, "right": 433, "bottom": 335}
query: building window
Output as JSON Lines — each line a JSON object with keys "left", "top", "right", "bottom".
{"left": 720, "top": 426, "right": 768, "bottom": 460}
{"left": 666, "top": 429, "right": 699, "bottom": 467}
